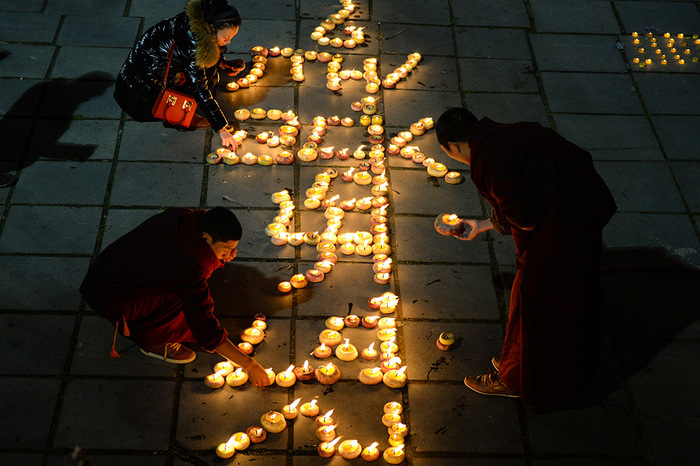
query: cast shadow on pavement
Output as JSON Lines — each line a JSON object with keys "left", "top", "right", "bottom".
{"left": 497, "top": 246, "right": 700, "bottom": 413}
{"left": 208, "top": 262, "right": 309, "bottom": 324}
{"left": 0, "top": 71, "right": 113, "bottom": 180}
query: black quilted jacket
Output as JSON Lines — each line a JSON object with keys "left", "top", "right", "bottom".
{"left": 115, "top": 9, "right": 228, "bottom": 130}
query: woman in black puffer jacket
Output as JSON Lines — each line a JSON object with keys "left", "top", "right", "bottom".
{"left": 114, "top": 0, "right": 244, "bottom": 150}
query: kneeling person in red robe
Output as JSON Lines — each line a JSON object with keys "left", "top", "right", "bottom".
{"left": 80, "top": 206, "right": 270, "bottom": 387}
{"left": 436, "top": 108, "right": 617, "bottom": 403}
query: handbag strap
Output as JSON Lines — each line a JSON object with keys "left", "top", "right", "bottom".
{"left": 162, "top": 41, "right": 176, "bottom": 89}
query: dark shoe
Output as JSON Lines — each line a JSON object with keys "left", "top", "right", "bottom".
{"left": 140, "top": 343, "right": 196, "bottom": 364}
{"left": 492, "top": 356, "right": 500, "bottom": 371}
{"left": 0, "top": 172, "right": 18, "bottom": 188}
{"left": 464, "top": 372, "right": 519, "bottom": 398}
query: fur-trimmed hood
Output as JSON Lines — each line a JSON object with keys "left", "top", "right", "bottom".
{"left": 186, "top": 0, "right": 221, "bottom": 68}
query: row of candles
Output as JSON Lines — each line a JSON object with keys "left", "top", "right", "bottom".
{"left": 311, "top": 0, "right": 364, "bottom": 50}
{"left": 216, "top": 399, "right": 407, "bottom": 463}
{"left": 629, "top": 31, "right": 700, "bottom": 67}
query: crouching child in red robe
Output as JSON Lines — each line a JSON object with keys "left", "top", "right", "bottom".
{"left": 80, "top": 206, "right": 270, "bottom": 387}
{"left": 435, "top": 108, "right": 617, "bottom": 404}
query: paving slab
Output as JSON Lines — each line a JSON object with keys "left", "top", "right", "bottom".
{"left": 110, "top": 162, "right": 203, "bottom": 206}
{"left": 633, "top": 73, "right": 700, "bottom": 115}
{"left": 0, "top": 205, "right": 102, "bottom": 254}
{"left": 642, "top": 416, "right": 700, "bottom": 465}
{"left": 389, "top": 168, "right": 482, "bottom": 216}
{"left": 10, "top": 160, "right": 111, "bottom": 205}
{"left": 127, "top": 0, "right": 183, "bottom": 18}
{"left": 54, "top": 379, "right": 175, "bottom": 450}
{"left": 530, "top": 34, "right": 627, "bottom": 72}
{"left": 393, "top": 216, "right": 491, "bottom": 263}
{"left": 455, "top": 27, "right": 532, "bottom": 60}
{"left": 45, "top": 0, "right": 128, "bottom": 16}
{"left": 372, "top": 0, "right": 451, "bottom": 25}
{"left": 51, "top": 46, "right": 128, "bottom": 80}
{"left": 595, "top": 161, "right": 686, "bottom": 212}
{"left": 383, "top": 89, "right": 462, "bottom": 128}
{"left": 553, "top": 114, "right": 663, "bottom": 161}
{"left": 0, "top": 44, "right": 56, "bottom": 79}
{"left": 381, "top": 54, "right": 459, "bottom": 92}
{"left": 460, "top": 57, "right": 539, "bottom": 93}
{"left": 30, "top": 118, "right": 120, "bottom": 161}
{"left": 670, "top": 161, "right": 700, "bottom": 210}
{"left": 0, "top": 256, "right": 89, "bottom": 310}
{"left": 396, "top": 264, "right": 500, "bottom": 320}
{"left": 119, "top": 121, "right": 206, "bottom": 162}
{"left": 381, "top": 24, "right": 455, "bottom": 56}
{"left": 402, "top": 321, "right": 504, "bottom": 381}
{"left": 38, "top": 78, "right": 119, "bottom": 119}
{"left": 463, "top": 93, "right": 549, "bottom": 125}
{"left": 0, "top": 12, "right": 61, "bottom": 42}
{"left": 541, "top": 72, "right": 644, "bottom": 114}
{"left": 530, "top": 0, "right": 620, "bottom": 34}
{"left": 57, "top": 15, "right": 141, "bottom": 47}
{"left": 0, "top": 314, "right": 75, "bottom": 375}
{"left": 524, "top": 388, "right": 642, "bottom": 456}
{"left": 651, "top": 115, "right": 700, "bottom": 160}
{"left": 0, "top": 378, "right": 62, "bottom": 448}
{"left": 451, "top": 0, "right": 530, "bottom": 28}
{"left": 0, "top": 79, "right": 43, "bottom": 117}
{"left": 408, "top": 383, "right": 523, "bottom": 454}
{"left": 614, "top": 1, "right": 700, "bottom": 35}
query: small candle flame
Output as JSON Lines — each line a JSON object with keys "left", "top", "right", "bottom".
{"left": 327, "top": 436, "right": 342, "bottom": 448}
{"left": 393, "top": 444, "right": 405, "bottom": 454}
{"left": 368, "top": 441, "right": 379, "bottom": 450}
{"left": 284, "top": 364, "right": 295, "bottom": 377}
{"left": 309, "top": 399, "right": 318, "bottom": 408}
{"left": 379, "top": 182, "right": 389, "bottom": 189}
{"left": 396, "top": 366, "right": 408, "bottom": 377}
{"left": 233, "top": 367, "right": 243, "bottom": 376}
{"left": 330, "top": 194, "right": 340, "bottom": 202}
{"left": 323, "top": 424, "right": 337, "bottom": 433}
{"left": 387, "top": 357, "right": 401, "bottom": 366}
{"left": 343, "top": 338, "right": 350, "bottom": 349}
{"left": 289, "top": 397, "right": 301, "bottom": 410}
{"left": 302, "top": 360, "right": 309, "bottom": 371}
{"left": 356, "top": 144, "right": 366, "bottom": 151}
{"left": 225, "top": 434, "right": 237, "bottom": 449}
{"left": 323, "top": 362, "right": 335, "bottom": 374}
{"left": 212, "top": 369, "right": 227, "bottom": 378}
{"left": 321, "top": 409, "right": 334, "bottom": 421}
{"left": 370, "top": 367, "right": 381, "bottom": 376}
{"left": 367, "top": 342, "right": 375, "bottom": 352}
{"left": 344, "top": 167, "right": 355, "bottom": 176}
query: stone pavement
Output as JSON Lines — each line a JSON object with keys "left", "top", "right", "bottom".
{"left": 1, "top": 0, "right": 699, "bottom": 464}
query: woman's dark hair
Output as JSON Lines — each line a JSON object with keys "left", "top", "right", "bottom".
{"left": 203, "top": 0, "right": 242, "bottom": 30}
{"left": 200, "top": 207, "right": 243, "bottom": 243}
{"left": 436, "top": 107, "right": 479, "bottom": 147}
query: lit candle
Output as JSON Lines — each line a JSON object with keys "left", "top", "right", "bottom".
{"left": 335, "top": 338, "right": 358, "bottom": 361}
{"left": 226, "top": 367, "right": 248, "bottom": 387}
{"left": 241, "top": 327, "right": 264, "bottom": 345}
{"left": 260, "top": 411, "right": 287, "bottom": 433}
{"left": 300, "top": 399, "right": 320, "bottom": 417}
{"left": 389, "top": 422, "right": 408, "bottom": 437}
{"left": 215, "top": 435, "right": 237, "bottom": 459}
{"left": 315, "top": 362, "right": 341, "bottom": 385}
{"left": 383, "top": 366, "right": 408, "bottom": 389}
{"left": 313, "top": 342, "right": 332, "bottom": 359}
{"left": 358, "top": 367, "right": 383, "bottom": 385}
{"left": 361, "top": 342, "right": 378, "bottom": 360}
{"left": 380, "top": 338, "right": 399, "bottom": 355}
{"left": 384, "top": 401, "right": 403, "bottom": 414}
{"left": 318, "top": 437, "right": 342, "bottom": 458}
{"left": 316, "top": 424, "right": 337, "bottom": 441}
{"left": 383, "top": 445, "right": 405, "bottom": 464}
{"left": 282, "top": 397, "right": 302, "bottom": 419}
{"left": 213, "top": 360, "right": 236, "bottom": 377}
{"left": 246, "top": 426, "right": 266, "bottom": 444}
{"left": 276, "top": 364, "right": 297, "bottom": 387}
{"left": 361, "top": 442, "right": 380, "bottom": 461}
{"left": 316, "top": 409, "right": 334, "bottom": 426}
{"left": 338, "top": 439, "right": 362, "bottom": 459}
{"left": 204, "top": 369, "right": 228, "bottom": 389}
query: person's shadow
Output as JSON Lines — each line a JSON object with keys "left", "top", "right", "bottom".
{"left": 497, "top": 246, "right": 700, "bottom": 412}
{"left": 0, "top": 70, "right": 113, "bottom": 181}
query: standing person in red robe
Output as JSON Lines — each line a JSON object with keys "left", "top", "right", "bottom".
{"left": 80, "top": 206, "right": 270, "bottom": 387}
{"left": 435, "top": 108, "right": 617, "bottom": 403}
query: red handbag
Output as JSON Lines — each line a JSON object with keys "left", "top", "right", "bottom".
{"left": 151, "top": 41, "right": 198, "bottom": 128}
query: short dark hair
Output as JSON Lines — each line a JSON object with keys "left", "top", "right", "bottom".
{"left": 436, "top": 107, "right": 479, "bottom": 147}
{"left": 200, "top": 207, "right": 242, "bottom": 243}
{"left": 203, "top": 0, "right": 242, "bottom": 29}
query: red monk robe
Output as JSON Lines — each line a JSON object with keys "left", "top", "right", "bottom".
{"left": 80, "top": 208, "right": 228, "bottom": 353}
{"left": 468, "top": 118, "right": 617, "bottom": 403}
